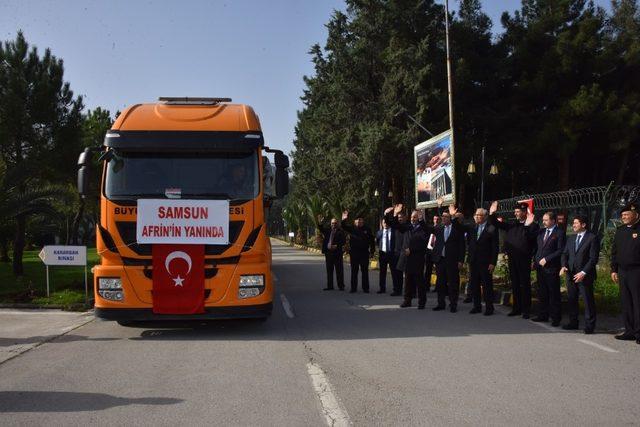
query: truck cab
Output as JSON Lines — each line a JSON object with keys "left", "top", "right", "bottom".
{"left": 77, "top": 97, "right": 288, "bottom": 322}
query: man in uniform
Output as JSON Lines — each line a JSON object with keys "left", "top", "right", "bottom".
{"left": 341, "top": 211, "right": 375, "bottom": 293}
{"left": 316, "top": 215, "right": 346, "bottom": 291}
{"left": 611, "top": 203, "right": 640, "bottom": 344}
{"left": 489, "top": 201, "right": 539, "bottom": 319}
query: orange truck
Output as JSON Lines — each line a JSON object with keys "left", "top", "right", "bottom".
{"left": 77, "top": 97, "right": 288, "bottom": 323}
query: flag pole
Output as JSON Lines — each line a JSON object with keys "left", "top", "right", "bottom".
{"left": 444, "top": 0, "right": 456, "bottom": 205}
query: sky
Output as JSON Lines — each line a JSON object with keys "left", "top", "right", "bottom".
{"left": 0, "top": 1, "right": 612, "bottom": 155}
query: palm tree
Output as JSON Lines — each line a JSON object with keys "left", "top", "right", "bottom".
{"left": 0, "top": 170, "right": 68, "bottom": 275}
{"left": 282, "top": 201, "right": 306, "bottom": 245}
{"left": 304, "top": 194, "right": 327, "bottom": 247}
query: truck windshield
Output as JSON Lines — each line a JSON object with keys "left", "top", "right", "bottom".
{"left": 105, "top": 151, "right": 259, "bottom": 200}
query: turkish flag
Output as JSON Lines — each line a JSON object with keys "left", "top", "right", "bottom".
{"left": 152, "top": 244, "right": 205, "bottom": 314}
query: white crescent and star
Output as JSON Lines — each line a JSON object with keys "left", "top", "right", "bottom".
{"left": 165, "top": 251, "right": 192, "bottom": 287}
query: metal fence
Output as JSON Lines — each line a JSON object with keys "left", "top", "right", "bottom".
{"left": 493, "top": 184, "right": 640, "bottom": 234}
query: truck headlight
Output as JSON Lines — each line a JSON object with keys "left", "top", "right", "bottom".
{"left": 98, "top": 277, "right": 124, "bottom": 301}
{"left": 98, "top": 277, "right": 122, "bottom": 289}
{"left": 239, "top": 275, "right": 264, "bottom": 288}
{"left": 238, "top": 275, "right": 264, "bottom": 299}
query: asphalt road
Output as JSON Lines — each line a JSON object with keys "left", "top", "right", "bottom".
{"left": 1, "top": 239, "right": 638, "bottom": 426}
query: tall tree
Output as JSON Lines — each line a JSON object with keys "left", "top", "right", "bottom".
{"left": 0, "top": 32, "right": 84, "bottom": 275}
{"left": 68, "top": 107, "right": 113, "bottom": 245}
{"left": 499, "top": 0, "right": 608, "bottom": 191}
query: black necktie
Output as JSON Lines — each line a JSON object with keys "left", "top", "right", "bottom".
{"left": 575, "top": 234, "right": 582, "bottom": 251}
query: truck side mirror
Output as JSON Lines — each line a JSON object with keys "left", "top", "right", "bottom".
{"left": 274, "top": 152, "right": 289, "bottom": 198}
{"left": 275, "top": 167, "right": 289, "bottom": 198}
{"left": 77, "top": 148, "right": 91, "bottom": 198}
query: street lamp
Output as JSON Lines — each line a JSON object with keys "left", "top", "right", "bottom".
{"left": 467, "top": 146, "right": 498, "bottom": 207}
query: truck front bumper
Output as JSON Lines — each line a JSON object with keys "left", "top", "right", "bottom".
{"left": 95, "top": 303, "right": 272, "bottom": 321}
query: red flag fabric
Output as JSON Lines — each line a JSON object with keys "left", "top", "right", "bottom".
{"left": 152, "top": 244, "right": 205, "bottom": 314}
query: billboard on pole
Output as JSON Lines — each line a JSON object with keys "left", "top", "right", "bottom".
{"left": 414, "top": 129, "right": 456, "bottom": 209}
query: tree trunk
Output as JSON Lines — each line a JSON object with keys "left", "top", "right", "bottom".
{"left": 0, "top": 236, "right": 10, "bottom": 262}
{"left": 12, "top": 214, "right": 26, "bottom": 276}
{"left": 69, "top": 198, "right": 85, "bottom": 245}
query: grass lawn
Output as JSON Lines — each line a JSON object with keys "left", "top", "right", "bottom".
{"left": 0, "top": 248, "right": 100, "bottom": 308}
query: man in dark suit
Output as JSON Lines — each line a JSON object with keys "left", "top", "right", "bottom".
{"left": 451, "top": 206, "right": 499, "bottom": 315}
{"left": 432, "top": 211, "right": 466, "bottom": 313}
{"left": 489, "top": 201, "right": 539, "bottom": 319}
{"left": 532, "top": 212, "right": 566, "bottom": 326}
{"left": 385, "top": 205, "right": 435, "bottom": 309}
{"left": 389, "top": 211, "right": 408, "bottom": 296}
{"left": 560, "top": 215, "right": 600, "bottom": 333}
{"left": 341, "top": 211, "right": 375, "bottom": 293}
{"left": 316, "top": 215, "right": 346, "bottom": 291}
{"left": 375, "top": 217, "right": 398, "bottom": 294}
{"left": 611, "top": 203, "right": 640, "bottom": 344}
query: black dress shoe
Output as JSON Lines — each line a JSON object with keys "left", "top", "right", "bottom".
{"left": 390, "top": 292, "right": 401, "bottom": 296}
{"left": 522, "top": 313, "right": 530, "bottom": 319}
{"left": 551, "top": 320, "right": 561, "bottom": 327}
{"left": 562, "top": 323, "right": 579, "bottom": 330}
{"left": 531, "top": 316, "right": 548, "bottom": 322}
{"left": 376, "top": 290, "right": 386, "bottom": 294}
{"left": 507, "top": 310, "right": 521, "bottom": 317}
{"left": 615, "top": 333, "right": 636, "bottom": 341}
{"left": 450, "top": 305, "right": 457, "bottom": 313}
{"left": 463, "top": 296, "right": 472, "bottom": 304}
{"left": 323, "top": 287, "right": 334, "bottom": 291}
{"left": 400, "top": 301, "right": 411, "bottom": 308}
{"left": 484, "top": 309, "right": 494, "bottom": 316}
{"left": 584, "top": 329, "right": 595, "bottom": 335}
{"left": 432, "top": 305, "right": 445, "bottom": 311}
{"left": 469, "top": 307, "right": 482, "bottom": 314}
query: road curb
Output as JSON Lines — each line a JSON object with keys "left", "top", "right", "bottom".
{"left": 0, "top": 303, "right": 91, "bottom": 312}
{"left": 0, "top": 311, "right": 95, "bottom": 367}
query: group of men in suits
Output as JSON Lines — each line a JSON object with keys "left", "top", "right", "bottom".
{"left": 315, "top": 201, "right": 640, "bottom": 342}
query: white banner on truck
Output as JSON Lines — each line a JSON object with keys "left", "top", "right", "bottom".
{"left": 136, "top": 199, "right": 230, "bottom": 245}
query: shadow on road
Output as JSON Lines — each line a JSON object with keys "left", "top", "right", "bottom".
{"left": 0, "top": 391, "right": 182, "bottom": 412}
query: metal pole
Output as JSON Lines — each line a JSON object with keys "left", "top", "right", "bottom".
{"left": 480, "top": 146, "right": 485, "bottom": 207}
{"left": 444, "top": 0, "right": 455, "bottom": 134}
{"left": 46, "top": 265, "right": 50, "bottom": 297}
{"left": 84, "top": 265, "right": 88, "bottom": 306}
